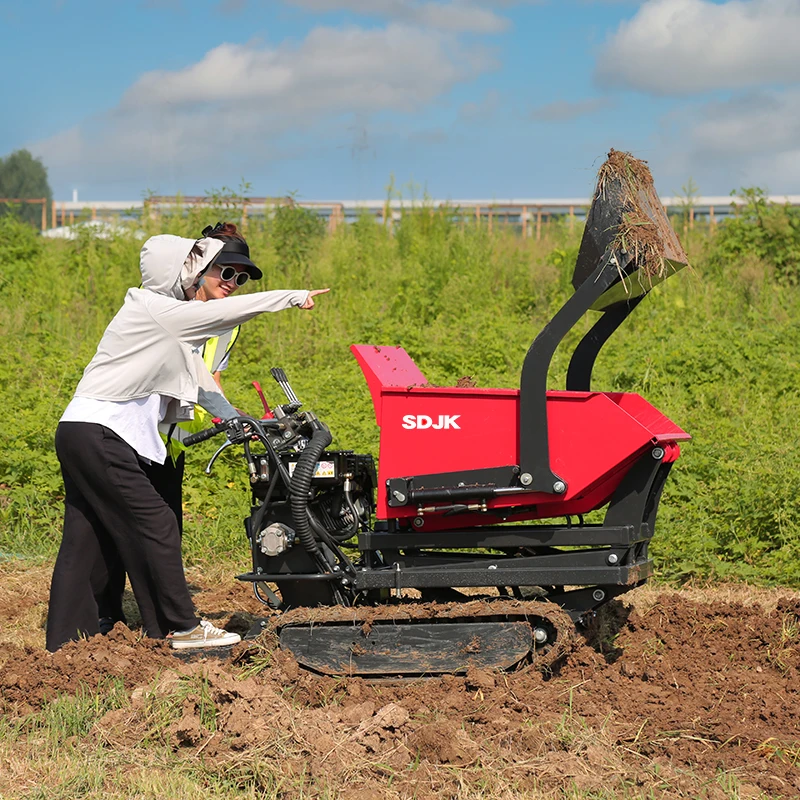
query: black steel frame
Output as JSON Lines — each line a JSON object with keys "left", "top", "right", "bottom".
{"left": 566, "top": 294, "right": 645, "bottom": 392}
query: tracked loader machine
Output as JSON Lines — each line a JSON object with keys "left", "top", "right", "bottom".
{"left": 186, "top": 151, "right": 690, "bottom": 676}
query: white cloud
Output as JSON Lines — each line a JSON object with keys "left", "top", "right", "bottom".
{"left": 530, "top": 96, "right": 612, "bottom": 121}
{"left": 408, "top": 127, "right": 449, "bottom": 144}
{"left": 458, "top": 88, "right": 501, "bottom": 120}
{"left": 687, "top": 91, "right": 800, "bottom": 157}
{"left": 217, "top": 0, "right": 247, "bottom": 11}
{"left": 596, "top": 0, "right": 800, "bottom": 95}
{"left": 657, "top": 89, "right": 800, "bottom": 191}
{"left": 123, "top": 25, "right": 490, "bottom": 113}
{"left": 281, "top": 0, "right": 538, "bottom": 33}
{"left": 30, "top": 24, "right": 496, "bottom": 189}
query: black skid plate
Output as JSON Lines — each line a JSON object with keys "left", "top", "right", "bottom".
{"left": 280, "top": 620, "right": 532, "bottom": 676}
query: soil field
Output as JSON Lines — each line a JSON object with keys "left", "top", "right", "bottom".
{"left": 1, "top": 563, "right": 799, "bottom": 799}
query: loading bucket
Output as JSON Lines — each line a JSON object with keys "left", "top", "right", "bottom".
{"left": 573, "top": 150, "right": 689, "bottom": 312}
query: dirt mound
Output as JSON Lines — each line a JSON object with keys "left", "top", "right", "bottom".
{"left": 0, "top": 625, "right": 180, "bottom": 714}
{"left": 563, "top": 595, "right": 800, "bottom": 793}
{"left": 0, "top": 562, "right": 51, "bottom": 650}
{"left": 3, "top": 588, "right": 800, "bottom": 797}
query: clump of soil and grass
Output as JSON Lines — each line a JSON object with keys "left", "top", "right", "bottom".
{"left": 574, "top": 149, "right": 689, "bottom": 305}
{"left": 596, "top": 149, "right": 681, "bottom": 279}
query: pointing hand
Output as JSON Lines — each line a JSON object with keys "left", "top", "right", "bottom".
{"left": 300, "top": 288, "right": 330, "bottom": 310}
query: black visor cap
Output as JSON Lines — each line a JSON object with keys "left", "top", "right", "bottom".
{"left": 213, "top": 238, "right": 263, "bottom": 280}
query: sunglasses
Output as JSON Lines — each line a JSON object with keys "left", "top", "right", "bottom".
{"left": 217, "top": 265, "right": 250, "bottom": 286}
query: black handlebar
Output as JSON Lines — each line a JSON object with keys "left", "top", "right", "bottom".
{"left": 183, "top": 424, "right": 226, "bottom": 447}
{"left": 183, "top": 415, "right": 283, "bottom": 448}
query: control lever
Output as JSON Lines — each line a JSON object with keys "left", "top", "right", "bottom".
{"left": 202, "top": 418, "right": 248, "bottom": 474}
{"left": 205, "top": 439, "right": 233, "bottom": 475}
{"left": 270, "top": 367, "right": 302, "bottom": 408}
{"left": 252, "top": 380, "right": 275, "bottom": 419}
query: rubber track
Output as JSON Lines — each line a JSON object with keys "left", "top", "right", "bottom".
{"left": 271, "top": 598, "right": 576, "bottom": 674}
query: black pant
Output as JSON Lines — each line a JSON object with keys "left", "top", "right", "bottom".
{"left": 145, "top": 450, "right": 185, "bottom": 534}
{"left": 46, "top": 423, "right": 198, "bottom": 652}
{"left": 95, "top": 451, "right": 185, "bottom": 623}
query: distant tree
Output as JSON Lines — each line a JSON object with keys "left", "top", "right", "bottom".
{"left": 0, "top": 149, "right": 52, "bottom": 228}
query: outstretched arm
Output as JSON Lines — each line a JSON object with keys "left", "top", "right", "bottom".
{"left": 150, "top": 288, "right": 329, "bottom": 348}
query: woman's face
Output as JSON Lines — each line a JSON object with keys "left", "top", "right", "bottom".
{"left": 195, "top": 264, "right": 249, "bottom": 301}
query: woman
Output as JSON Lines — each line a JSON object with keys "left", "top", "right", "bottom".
{"left": 94, "top": 221, "right": 259, "bottom": 633}
{"left": 47, "top": 230, "right": 328, "bottom": 651}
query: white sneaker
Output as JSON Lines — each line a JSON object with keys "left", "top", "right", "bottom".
{"left": 169, "top": 619, "right": 242, "bottom": 650}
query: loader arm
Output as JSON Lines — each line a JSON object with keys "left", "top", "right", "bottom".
{"left": 518, "top": 250, "right": 637, "bottom": 494}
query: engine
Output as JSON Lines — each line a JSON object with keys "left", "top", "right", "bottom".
{"left": 251, "top": 448, "right": 376, "bottom": 551}
{"left": 239, "top": 392, "right": 376, "bottom": 606}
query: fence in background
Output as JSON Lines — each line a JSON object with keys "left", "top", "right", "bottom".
{"left": 18, "top": 194, "right": 800, "bottom": 237}
{"left": 0, "top": 198, "right": 48, "bottom": 230}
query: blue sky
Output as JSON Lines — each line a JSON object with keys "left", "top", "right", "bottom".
{"left": 3, "top": 0, "right": 799, "bottom": 200}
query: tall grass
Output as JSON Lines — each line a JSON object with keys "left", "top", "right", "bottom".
{"left": 1, "top": 200, "right": 800, "bottom": 585}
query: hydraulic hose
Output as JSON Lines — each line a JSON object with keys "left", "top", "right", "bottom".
{"left": 290, "top": 422, "right": 332, "bottom": 559}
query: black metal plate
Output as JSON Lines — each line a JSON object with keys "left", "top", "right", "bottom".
{"left": 280, "top": 621, "right": 533, "bottom": 676}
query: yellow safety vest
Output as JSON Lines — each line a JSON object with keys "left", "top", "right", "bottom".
{"left": 164, "top": 326, "right": 241, "bottom": 461}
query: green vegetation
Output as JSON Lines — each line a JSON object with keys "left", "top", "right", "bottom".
{"left": 1, "top": 191, "right": 800, "bottom": 587}
{"left": 707, "top": 188, "right": 800, "bottom": 283}
{"left": 0, "top": 148, "right": 52, "bottom": 228}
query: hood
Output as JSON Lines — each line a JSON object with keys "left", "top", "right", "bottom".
{"left": 140, "top": 235, "right": 224, "bottom": 299}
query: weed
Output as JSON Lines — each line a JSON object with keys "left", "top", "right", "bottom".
{"left": 755, "top": 736, "right": 800, "bottom": 766}
{"left": 11, "top": 677, "right": 128, "bottom": 752}
{"left": 765, "top": 613, "right": 800, "bottom": 674}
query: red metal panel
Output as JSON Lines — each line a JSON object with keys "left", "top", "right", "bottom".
{"left": 379, "top": 386, "right": 519, "bottom": 475}
{"left": 375, "top": 390, "right": 656, "bottom": 519}
{"left": 350, "top": 345, "right": 429, "bottom": 425}
{"left": 350, "top": 345, "right": 689, "bottom": 525}
{"left": 606, "top": 393, "right": 691, "bottom": 442}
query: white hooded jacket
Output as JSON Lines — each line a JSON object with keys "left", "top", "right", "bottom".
{"left": 69, "top": 233, "right": 310, "bottom": 425}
